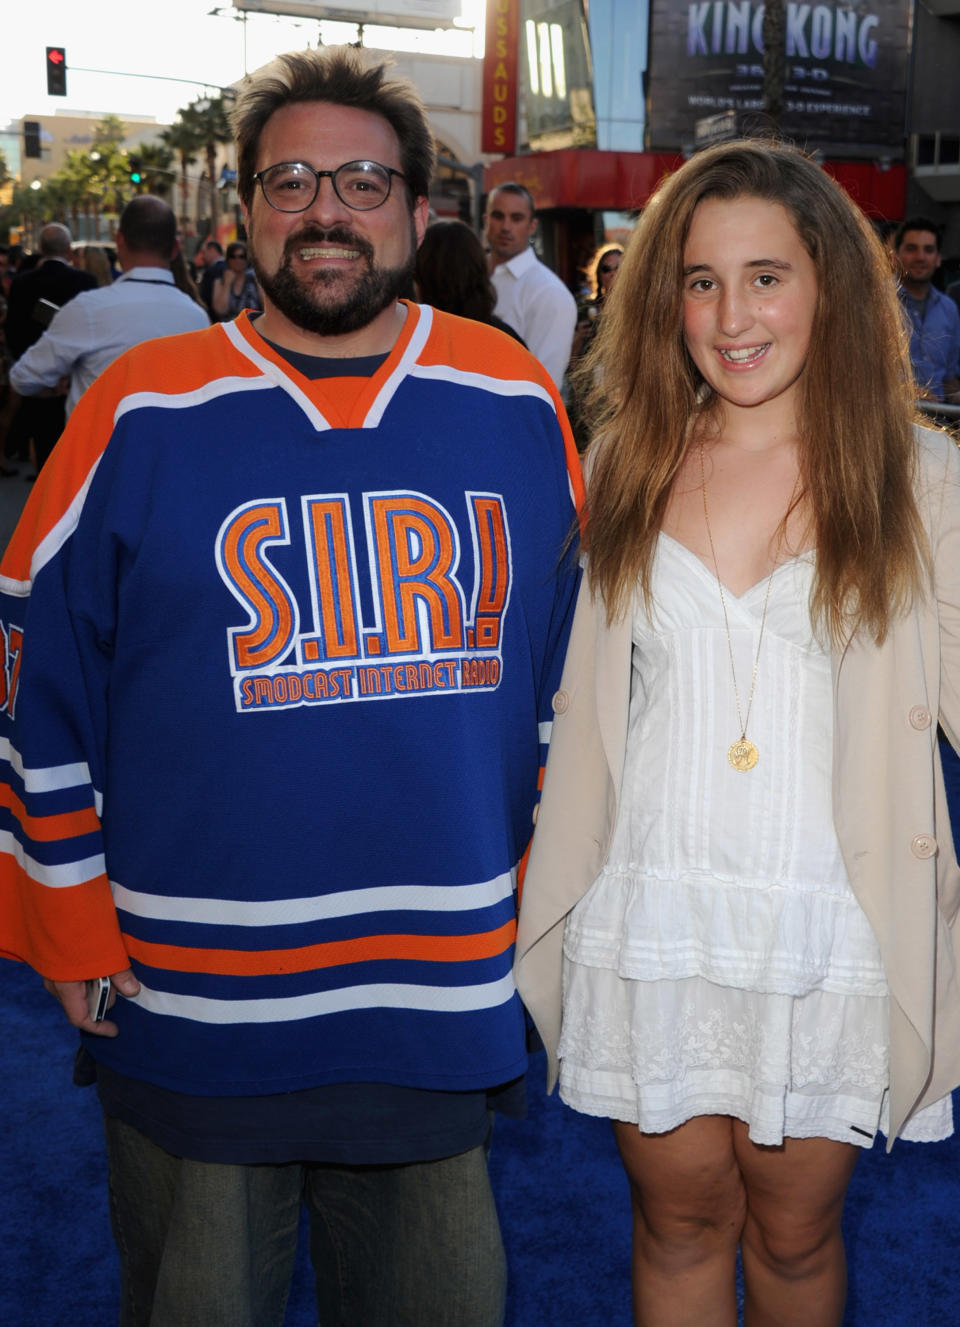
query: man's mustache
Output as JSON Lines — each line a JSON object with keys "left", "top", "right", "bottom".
{"left": 282, "top": 226, "right": 375, "bottom": 263}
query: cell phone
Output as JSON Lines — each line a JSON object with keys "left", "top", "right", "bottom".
{"left": 86, "top": 976, "right": 111, "bottom": 1023}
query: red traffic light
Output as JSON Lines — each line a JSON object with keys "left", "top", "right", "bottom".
{"left": 46, "top": 46, "right": 67, "bottom": 96}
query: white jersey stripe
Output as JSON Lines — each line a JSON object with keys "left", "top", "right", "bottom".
{"left": 111, "top": 869, "right": 517, "bottom": 927}
{"left": 221, "top": 319, "right": 334, "bottom": 430}
{"left": 408, "top": 361, "right": 556, "bottom": 408}
{"left": 133, "top": 971, "right": 517, "bottom": 1024}
{"left": 0, "top": 453, "right": 104, "bottom": 594}
{"left": 113, "top": 374, "right": 278, "bottom": 424}
{"left": 0, "top": 738, "right": 96, "bottom": 793}
{"left": 362, "top": 303, "right": 434, "bottom": 428}
{"left": 0, "top": 831, "right": 106, "bottom": 888}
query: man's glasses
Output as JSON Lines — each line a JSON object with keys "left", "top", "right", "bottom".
{"left": 227, "top": 250, "right": 247, "bottom": 260}
{"left": 253, "top": 160, "right": 407, "bottom": 213}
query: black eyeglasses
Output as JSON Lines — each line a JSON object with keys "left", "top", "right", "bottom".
{"left": 227, "top": 250, "right": 247, "bottom": 260}
{"left": 253, "top": 160, "right": 407, "bottom": 213}
{"left": 598, "top": 263, "right": 619, "bottom": 276}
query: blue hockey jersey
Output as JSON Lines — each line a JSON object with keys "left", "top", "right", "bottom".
{"left": 0, "top": 303, "right": 582, "bottom": 1096}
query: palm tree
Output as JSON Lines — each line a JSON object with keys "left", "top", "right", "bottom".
{"left": 92, "top": 114, "right": 128, "bottom": 155}
{"left": 161, "top": 116, "right": 203, "bottom": 227}
{"left": 58, "top": 150, "right": 99, "bottom": 237}
{"left": 130, "top": 142, "right": 175, "bottom": 199}
{"left": 762, "top": 0, "right": 786, "bottom": 130}
{"left": 41, "top": 173, "right": 80, "bottom": 230}
{"left": 8, "top": 180, "right": 50, "bottom": 249}
{"left": 185, "top": 96, "right": 233, "bottom": 237}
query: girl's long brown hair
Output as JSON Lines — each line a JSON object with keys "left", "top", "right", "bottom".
{"left": 581, "top": 138, "right": 927, "bottom": 645}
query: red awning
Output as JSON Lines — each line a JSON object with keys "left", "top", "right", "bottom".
{"left": 484, "top": 148, "right": 906, "bottom": 218}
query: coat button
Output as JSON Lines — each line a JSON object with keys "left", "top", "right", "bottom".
{"left": 552, "top": 689, "right": 570, "bottom": 714}
{"left": 531, "top": 803, "right": 540, "bottom": 825}
{"left": 909, "top": 706, "right": 932, "bottom": 730}
{"left": 911, "top": 834, "right": 937, "bottom": 859}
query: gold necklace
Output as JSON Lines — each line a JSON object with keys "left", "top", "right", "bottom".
{"left": 698, "top": 443, "right": 798, "bottom": 772}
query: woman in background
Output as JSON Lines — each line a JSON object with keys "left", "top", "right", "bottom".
{"left": 568, "top": 243, "right": 623, "bottom": 448}
{"left": 170, "top": 247, "right": 208, "bottom": 312}
{"left": 515, "top": 139, "right": 960, "bottom": 1326}
{"left": 415, "top": 219, "right": 524, "bottom": 344}
{"left": 211, "top": 241, "right": 263, "bottom": 321}
{"left": 571, "top": 243, "right": 623, "bottom": 360}
{"left": 72, "top": 243, "right": 113, "bottom": 287}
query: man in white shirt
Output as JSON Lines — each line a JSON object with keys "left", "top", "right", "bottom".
{"left": 11, "top": 196, "right": 209, "bottom": 420}
{"left": 485, "top": 183, "right": 577, "bottom": 388}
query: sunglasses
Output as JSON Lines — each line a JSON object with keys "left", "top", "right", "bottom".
{"left": 598, "top": 263, "right": 619, "bottom": 275}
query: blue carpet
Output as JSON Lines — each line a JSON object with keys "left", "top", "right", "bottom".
{"left": 5, "top": 738, "right": 960, "bottom": 1323}
{"left": 2, "top": 950, "right": 959, "bottom": 1326}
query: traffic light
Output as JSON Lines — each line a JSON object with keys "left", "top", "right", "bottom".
{"left": 24, "top": 121, "right": 41, "bottom": 159}
{"left": 46, "top": 47, "right": 67, "bottom": 97}
{"left": 128, "top": 156, "right": 143, "bottom": 186}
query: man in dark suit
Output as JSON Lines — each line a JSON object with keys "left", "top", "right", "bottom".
{"left": 195, "top": 237, "right": 226, "bottom": 320}
{"left": 5, "top": 223, "right": 97, "bottom": 473}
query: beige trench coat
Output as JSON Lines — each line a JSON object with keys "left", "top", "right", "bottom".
{"left": 514, "top": 427, "right": 960, "bottom": 1146}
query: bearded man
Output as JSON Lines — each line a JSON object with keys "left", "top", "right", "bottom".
{"left": 0, "top": 45, "right": 581, "bottom": 1327}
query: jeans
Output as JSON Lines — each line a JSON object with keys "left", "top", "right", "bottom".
{"left": 103, "top": 1114, "right": 507, "bottom": 1327}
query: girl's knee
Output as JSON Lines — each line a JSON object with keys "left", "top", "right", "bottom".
{"left": 633, "top": 1179, "right": 747, "bottom": 1265}
{"left": 743, "top": 1208, "right": 842, "bottom": 1276}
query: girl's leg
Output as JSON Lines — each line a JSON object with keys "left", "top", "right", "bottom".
{"left": 733, "top": 1123, "right": 859, "bottom": 1327}
{"left": 612, "top": 1115, "right": 746, "bottom": 1327}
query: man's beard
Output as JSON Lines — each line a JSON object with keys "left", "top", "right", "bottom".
{"left": 250, "top": 222, "right": 416, "bottom": 337}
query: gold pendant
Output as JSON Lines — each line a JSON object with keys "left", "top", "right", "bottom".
{"left": 728, "top": 738, "right": 758, "bottom": 771}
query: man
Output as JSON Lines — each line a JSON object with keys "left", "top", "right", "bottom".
{"left": 4, "top": 222, "right": 97, "bottom": 470}
{"left": 895, "top": 216, "right": 960, "bottom": 403}
{"left": 485, "top": 182, "right": 577, "bottom": 388}
{"left": 10, "top": 196, "right": 208, "bottom": 418}
{"left": 195, "top": 235, "right": 226, "bottom": 318}
{"left": 0, "top": 46, "right": 581, "bottom": 1327}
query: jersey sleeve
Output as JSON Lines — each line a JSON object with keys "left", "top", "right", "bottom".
{"left": 0, "top": 372, "right": 128, "bottom": 980}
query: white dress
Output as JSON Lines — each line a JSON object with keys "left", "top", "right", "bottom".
{"left": 558, "top": 533, "right": 953, "bottom": 1147}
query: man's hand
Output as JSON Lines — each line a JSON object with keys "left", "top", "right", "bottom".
{"left": 42, "top": 969, "right": 141, "bottom": 1038}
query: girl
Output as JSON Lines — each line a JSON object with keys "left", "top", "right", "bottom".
{"left": 515, "top": 140, "right": 960, "bottom": 1326}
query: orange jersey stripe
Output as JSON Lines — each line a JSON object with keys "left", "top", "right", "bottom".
{"left": 124, "top": 917, "right": 518, "bottom": 977}
{"left": 0, "top": 786, "right": 100, "bottom": 842}
{"left": 228, "top": 305, "right": 423, "bottom": 429}
{"left": 2, "top": 323, "right": 253, "bottom": 582}
{"left": 0, "top": 870, "right": 129, "bottom": 979}
{"left": 414, "top": 306, "right": 586, "bottom": 520}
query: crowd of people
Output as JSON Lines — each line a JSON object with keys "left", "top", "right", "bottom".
{"left": 0, "top": 206, "right": 263, "bottom": 478}
{"left": 1, "top": 41, "right": 960, "bottom": 1327}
